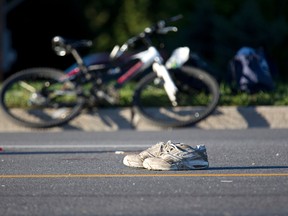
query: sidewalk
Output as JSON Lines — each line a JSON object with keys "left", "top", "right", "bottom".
{"left": 0, "top": 106, "right": 288, "bottom": 132}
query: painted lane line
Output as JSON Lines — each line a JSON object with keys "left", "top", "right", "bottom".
{"left": 1, "top": 173, "right": 288, "bottom": 178}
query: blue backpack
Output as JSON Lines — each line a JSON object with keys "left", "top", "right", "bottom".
{"left": 229, "top": 47, "right": 275, "bottom": 93}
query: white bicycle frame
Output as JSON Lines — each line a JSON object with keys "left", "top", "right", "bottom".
{"left": 132, "top": 46, "right": 188, "bottom": 106}
{"left": 111, "top": 44, "right": 191, "bottom": 106}
{"left": 132, "top": 46, "right": 191, "bottom": 106}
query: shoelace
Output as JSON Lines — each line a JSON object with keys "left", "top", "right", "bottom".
{"left": 141, "top": 141, "right": 164, "bottom": 158}
{"left": 160, "top": 140, "right": 181, "bottom": 155}
{"left": 144, "top": 140, "right": 182, "bottom": 157}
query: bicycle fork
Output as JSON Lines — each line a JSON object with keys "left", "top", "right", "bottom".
{"left": 154, "top": 47, "right": 191, "bottom": 106}
{"left": 152, "top": 62, "right": 178, "bottom": 106}
{"left": 132, "top": 46, "right": 178, "bottom": 106}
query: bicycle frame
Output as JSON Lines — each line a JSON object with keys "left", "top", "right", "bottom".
{"left": 64, "top": 46, "right": 180, "bottom": 105}
{"left": 58, "top": 14, "right": 200, "bottom": 107}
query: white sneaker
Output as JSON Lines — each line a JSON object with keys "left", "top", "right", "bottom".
{"left": 143, "top": 144, "right": 209, "bottom": 171}
{"left": 123, "top": 140, "right": 180, "bottom": 168}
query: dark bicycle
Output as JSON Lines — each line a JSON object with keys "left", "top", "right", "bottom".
{"left": 0, "top": 15, "right": 220, "bottom": 128}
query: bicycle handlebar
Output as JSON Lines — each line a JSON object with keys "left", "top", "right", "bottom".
{"left": 155, "top": 14, "right": 183, "bottom": 34}
{"left": 110, "top": 14, "right": 183, "bottom": 59}
{"left": 51, "top": 15, "right": 183, "bottom": 59}
{"left": 163, "top": 14, "right": 183, "bottom": 24}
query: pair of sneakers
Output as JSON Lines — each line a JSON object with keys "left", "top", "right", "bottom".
{"left": 123, "top": 140, "right": 209, "bottom": 171}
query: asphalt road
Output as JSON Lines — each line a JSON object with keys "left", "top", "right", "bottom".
{"left": 0, "top": 128, "right": 288, "bottom": 216}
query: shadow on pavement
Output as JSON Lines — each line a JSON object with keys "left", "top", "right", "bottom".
{"left": 209, "top": 165, "right": 288, "bottom": 170}
{"left": 237, "top": 107, "right": 270, "bottom": 128}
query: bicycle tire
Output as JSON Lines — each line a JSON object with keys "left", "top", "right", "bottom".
{"left": 133, "top": 66, "right": 220, "bottom": 128}
{"left": 0, "top": 68, "right": 84, "bottom": 128}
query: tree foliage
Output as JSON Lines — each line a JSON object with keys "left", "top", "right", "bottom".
{"left": 7, "top": 0, "right": 288, "bottom": 81}
{"left": 79, "top": 0, "right": 288, "bottom": 81}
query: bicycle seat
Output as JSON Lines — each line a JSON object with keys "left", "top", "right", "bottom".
{"left": 52, "top": 36, "right": 93, "bottom": 56}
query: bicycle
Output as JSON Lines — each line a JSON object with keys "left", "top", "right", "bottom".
{"left": 0, "top": 15, "right": 220, "bottom": 129}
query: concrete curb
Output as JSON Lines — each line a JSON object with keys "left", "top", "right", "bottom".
{"left": 0, "top": 106, "right": 288, "bottom": 132}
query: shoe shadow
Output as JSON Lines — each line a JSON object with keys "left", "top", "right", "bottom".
{"left": 208, "top": 165, "right": 288, "bottom": 170}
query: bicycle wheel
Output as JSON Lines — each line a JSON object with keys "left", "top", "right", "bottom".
{"left": 133, "top": 66, "right": 220, "bottom": 127}
{"left": 0, "top": 68, "right": 84, "bottom": 128}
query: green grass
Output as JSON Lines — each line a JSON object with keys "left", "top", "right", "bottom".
{"left": 1, "top": 81, "right": 288, "bottom": 107}
{"left": 219, "top": 82, "right": 288, "bottom": 106}
{"left": 119, "top": 81, "right": 288, "bottom": 106}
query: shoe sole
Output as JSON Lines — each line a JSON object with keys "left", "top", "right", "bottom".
{"left": 143, "top": 160, "right": 209, "bottom": 171}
